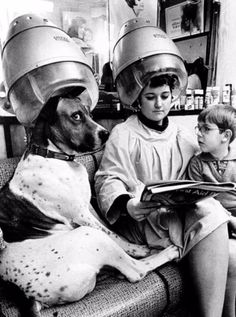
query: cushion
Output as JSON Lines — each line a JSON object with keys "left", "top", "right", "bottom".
{"left": 0, "top": 264, "right": 185, "bottom": 317}
{"left": 0, "top": 157, "right": 20, "bottom": 189}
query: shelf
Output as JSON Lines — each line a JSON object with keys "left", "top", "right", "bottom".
{"left": 169, "top": 109, "right": 202, "bottom": 116}
{"left": 0, "top": 109, "right": 202, "bottom": 125}
{"left": 173, "top": 31, "right": 209, "bottom": 43}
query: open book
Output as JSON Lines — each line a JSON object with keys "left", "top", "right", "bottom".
{"left": 140, "top": 180, "right": 235, "bottom": 207}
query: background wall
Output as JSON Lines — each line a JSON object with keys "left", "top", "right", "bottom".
{"left": 216, "top": 0, "right": 236, "bottom": 90}
{"left": 0, "top": 0, "right": 109, "bottom": 81}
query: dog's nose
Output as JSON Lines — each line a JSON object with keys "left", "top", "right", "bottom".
{"left": 99, "top": 130, "right": 110, "bottom": 143}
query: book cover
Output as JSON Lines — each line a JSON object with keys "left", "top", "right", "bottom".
{"left": 140, "top": 180, "right": 235, "bottom": 207}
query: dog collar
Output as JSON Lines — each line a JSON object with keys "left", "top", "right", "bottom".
{"left": 29, "top": 144, "right": 75, "bottom": 162}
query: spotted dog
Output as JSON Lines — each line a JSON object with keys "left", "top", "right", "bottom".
{"left": 0, "top": 89, "right": 179, "bottom": 316}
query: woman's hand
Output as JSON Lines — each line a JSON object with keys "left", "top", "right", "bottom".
{"left": 126, "top": 197, "right": 161, "bottom": 221}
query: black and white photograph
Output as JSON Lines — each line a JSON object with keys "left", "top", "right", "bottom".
{"left": 0, "top": 1, "right": 236, "bottom": 317}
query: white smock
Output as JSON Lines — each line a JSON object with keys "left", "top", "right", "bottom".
{"left": 95, "top": 115, "right": 229, "bottom": 256}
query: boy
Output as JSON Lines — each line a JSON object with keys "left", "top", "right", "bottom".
{"left": 187, "top": 104, "right": 236, "bottom": 232}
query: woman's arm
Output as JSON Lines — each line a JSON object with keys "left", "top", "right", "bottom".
{"left": 95, "top": 126, "right": 142, "bottom": 222}
{"left": 95, "top": 125, "right": 159, "bottom": 224}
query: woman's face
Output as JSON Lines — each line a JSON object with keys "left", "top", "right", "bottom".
{"left": 139, "top": 83, "right": 172, "bottom": 125}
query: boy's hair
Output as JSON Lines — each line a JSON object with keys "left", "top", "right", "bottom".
{"left": 198, "top": 104, "right": 236, "bottom": 143}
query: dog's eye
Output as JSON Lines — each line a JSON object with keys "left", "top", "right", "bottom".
{"left": 72, "top": 113, "right": 82, "bottom": 121}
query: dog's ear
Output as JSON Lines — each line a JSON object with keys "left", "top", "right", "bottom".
{"left": 39, "top": 96, "right": 60, "bottom": 124}
{"left": 30, "top": 96, "right": 60, "bottom": 147}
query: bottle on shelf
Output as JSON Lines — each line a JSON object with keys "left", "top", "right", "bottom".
{"left": 212, "top": 86, "right": 220, "bottom": 105}
{"left": 185, "top": 89, "right": 194, "bottom": 110}
{"left": 231, "top": 89, "right": 236, "bottom": 109}
{"left": 205, "top": 86, "right": 213, "bottom": 108}
{"left": 194, "top": 89, "right": 204, "bottom": 110}
{"left": 222, "top": 84, "right": 232, "bottom": 105}
{"left": 180, "top": 93, "right": 186, "bottom": 110}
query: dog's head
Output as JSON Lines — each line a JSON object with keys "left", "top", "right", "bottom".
{"left": 30, "top": 88, "right": 109, "bottom": 154}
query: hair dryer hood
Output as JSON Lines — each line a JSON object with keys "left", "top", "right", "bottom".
{"left": 112, "top": 18, "right": 187, "bottom": 106}
{"left": 1, "top": 14, "right": 98, "bottom": 126}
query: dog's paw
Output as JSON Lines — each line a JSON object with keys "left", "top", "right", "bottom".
{"left": 164, "top": 244, "right": 180, "bottom": 261}
{"left": 127, "top": 245, "right": 150, "bottom": 258}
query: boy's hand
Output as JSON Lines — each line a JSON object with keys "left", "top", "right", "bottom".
{"left": 127, "top": 197, "right": 163, "bottom": 221}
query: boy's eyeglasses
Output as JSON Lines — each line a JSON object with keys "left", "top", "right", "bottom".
{"left": 195, "top": 125, "right": 225, "bottom": 135}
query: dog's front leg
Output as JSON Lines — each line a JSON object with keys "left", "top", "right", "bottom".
{"left": 114, "top": 245, "right": 180, "bottom": 283}
{"left": 73, "top": 210, "right": 151, "bottom": 258}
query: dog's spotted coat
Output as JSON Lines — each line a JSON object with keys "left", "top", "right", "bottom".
{"left": 0, "top": 93, "right": 179, "bottom": 316}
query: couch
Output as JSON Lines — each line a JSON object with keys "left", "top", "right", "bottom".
{"left": 0, "top": 151, "right": 189, "bottom": 317}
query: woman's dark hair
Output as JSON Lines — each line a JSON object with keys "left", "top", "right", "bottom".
{"left": 132, "top": 74, "right": 177, "bottom": 109}
{"left": 148, "top": 74, "right": 177, "bottom": 91}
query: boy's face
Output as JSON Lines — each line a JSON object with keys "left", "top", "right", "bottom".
{"left": 140, "top": 84, "right": 172, "bottom": 125}
{"left": 196, "top": 120, "right": 227, "bottom": 155}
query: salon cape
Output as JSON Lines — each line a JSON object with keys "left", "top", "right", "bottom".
{"left": 95, "top": 114, "right": 199, "bottom": 223}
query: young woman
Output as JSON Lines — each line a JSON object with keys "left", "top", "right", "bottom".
{"left": 95, "top": 18, "right": 235, "bottom": 316}
{"left": 95, "top": 74, "right": 230, "bottom": 317}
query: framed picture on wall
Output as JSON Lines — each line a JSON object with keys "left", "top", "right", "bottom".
{"left": 62, "top": 12, "right": 92, "bottom": 45}
{"left": 165, "top": 0, "right": 204, "bottom": 39}
{"left": 62, "top": 11, "right": 95, "bottom": 68}
{"left": 109, "top": 0, "right": 160, "bottom": 58}
{"left": 62, "top": 5, "right": 109, "bottom": 79}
